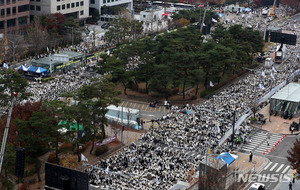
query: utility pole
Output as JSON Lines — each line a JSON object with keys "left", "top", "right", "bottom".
{"left": 200, "top": 0, "right": 208, "bottom": 35}
{"left": 0, "top": 95, "right": 16, "bottom": 174}
{"left": 232, "top": 106, "right": 236, "bottom": 149}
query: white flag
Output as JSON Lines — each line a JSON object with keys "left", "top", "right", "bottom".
{"left": 47, "top": 47, "right": 49, "bottom": 53}
{"left": 156, "top": 176, "right": 160, "bottom": 185}
{"left": 259, "top": 83, "right": 265, "bottom": 90}
{"left": 167, "top": 30, "right": 170, "bottom": 33}
{"left": 107, "top": 49, "right": 110, "bottom": 55}
{"left": 271, "top": 72, "right": 275, "bottom": 79}
{"left": 81, "top": 154, "right": 88, "bottom": 162}
{"left": 262, "top": 71, "right": 266, "bottom": 78}
{"left": 3, "top": 63, "right": 9, "bottom": 69}
{"left": 217, "top": 126, "right": 221, "bottom": 133}
{"left": 210, "top": 81, "right": 214, "bottom": 87}
{"left": 272, "top": 66, "right": 277, "bottom": 73}
{"left": 212, "top": 18, "right": 218, "bottom": 23}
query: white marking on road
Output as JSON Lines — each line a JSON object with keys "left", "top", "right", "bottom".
{"left": 270, "top": 163, "right": 278, "bottom": 171}
{"left": 276, "top": 164, "right": 285, "bottom": 172}
{"left": 282, "top": 166, "right": 290, "bottom": 174}
{"left": 264, "top": 162, "right": 272, "bottom": 170}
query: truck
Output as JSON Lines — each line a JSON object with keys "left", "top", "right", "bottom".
{"left": 262, "top": 8, "right": 269, "bottom": 17}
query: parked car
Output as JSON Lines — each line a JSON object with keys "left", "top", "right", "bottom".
{"left": 101, "top": 23, "right": 110, "bottom": 29}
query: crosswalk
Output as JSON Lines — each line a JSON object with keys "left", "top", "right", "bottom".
{"left": 240, "top": 131, "right": 284, "bottom": 154}
{"left": 263, "top": 162, "right": 291, "bottom": 174}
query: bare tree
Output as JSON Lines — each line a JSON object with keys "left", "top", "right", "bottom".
{"left": 25, "top": 17, "right": 48, "bottom": 55}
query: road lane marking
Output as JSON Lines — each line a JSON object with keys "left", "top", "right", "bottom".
{"left": 276, "top": 164, "right": 284, "bottom": 172}
{"left": 282, "top": 166, "right": 290, "bottom": 174}
{"left": 136, "top": 104, "right": 140, "bottom": 109}
{"left": 264, "top": 162, "right": 272, "bottom": 170}
{"left": 129, "top": 103, "right": 132, "bottom": 108}
{"left": 120, "top": 101, "right": 125, "bottom": 106}
{"left": 124, "top": 102, "right": 129, "bottom": 107}
{"left": 141, "top": 104, "right": 144, "bottom": 111}
{"left": 132, "top": 103, "right": 136, "bottom": 109}
{"left": 270, "top": 163, "right": 278, "bottom": 171}
{"left": 159, "top": 106, "right": 161, "bottom": 112}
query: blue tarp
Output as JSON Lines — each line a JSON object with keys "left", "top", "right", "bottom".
{"left": 27, "top": 66, "right": 48, "bottom": 74}
{"left": 19, "top": 65, "right": 29, "bottom": 71}
{"left": 217, "top": 13, "right": 224, "bottom": 17}
{"left": 217, "top": 152, "right": 237, "bottom": 165}
{"left": 242, "top": 7, "right": 251, "bottom": 12}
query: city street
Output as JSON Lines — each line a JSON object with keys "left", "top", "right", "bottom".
{"left": 242, "top": 131, "right": 298, "bottom": 190}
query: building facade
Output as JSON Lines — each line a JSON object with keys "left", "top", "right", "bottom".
{"left": 29, "top": 0, "right": 89, "bottom": 22}
{"left": 90, "top": 0, "right": 133, "bottom": 21}
{"left": 0, "top": 0, "right": 30, "bottom": 34}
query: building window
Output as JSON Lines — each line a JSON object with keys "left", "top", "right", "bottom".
{"left": 0, "top": 0, "right": 4, "bottom": 5}
{"left": 18, "top": 5, "right": 29, "bottom": 13}
{"left": 103, "top": 0, "right": 106, "bottom": 3}
{"left": 71, "top": 3, "right": 74, "bottom": 8}
{"left": 80, "top": 10, "right": 83, "bottom": 15}
{"left": 57, "top": 5, "right": 60, "bottom": 11}
{"left": 67, "top": 4, "right": 70, "bottom": 9}
{"left": 90, "top": 0, "right": 95, "bottom": 4}
{"left": 62, "top": 4, "right": 65, "bottom": 9}
{"left": 7, "top": 18, "right": 16, "bottom": 28}
{"left": 36, "top": 6, "right": 41, "bottom": 11}
{"left": 36, "top": 0, "right": 40, "bottom": 1}
{"left": 6, "top": 8, "right": 10, "bottom": 16}
{"left": 80, "top": 1, "right": 83, "bottom": 6}
{"left": 12, "top": 0, "right": 16, "bottom": 3}
{"left": 0, "top": 9, "right": 4, "bottom": 17}
{"left": 18, "top": 16, "right": 27, "bottom": 26}
{"left": 12, "top": 7, "right": 16, "bottom": 14}
{"left": 107, "top": 0, "right": 110, "bottom": 3}
{"left": 0, "top": 21, "right": 4, "bottom": 29}
{"left": 76, "top": 2, "right": 79, "bottom": 7}
{"left": 6, "top": 0, "right": 10, "bottom": 5}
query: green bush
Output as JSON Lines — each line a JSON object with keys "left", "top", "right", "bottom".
{"left": 24, "top": 168, "right": 36, "bottom": 177}
{"left": 200, "top": 89, "right": 214, "bottom": 98}
{"left": 250, "top": 116, "right": 256, "bottom": 124}
{"left": 95, "top": 145, "right": 109, "bottom": 156}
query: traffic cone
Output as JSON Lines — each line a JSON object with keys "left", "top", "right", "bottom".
{"left": 263, "top": 152, "right": 265, "bottom": 155}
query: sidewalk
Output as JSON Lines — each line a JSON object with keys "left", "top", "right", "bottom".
{"left": 275, "top": 169, "right": 300, "bottom": 190}
{"left": 228, "top": 151, "right": 268, "bottom": 175}
{"left": 253, "top": 104, "right": 300, "bottom": 135}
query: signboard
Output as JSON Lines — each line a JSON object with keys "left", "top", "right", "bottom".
{"left": 270, "top": 32, "right": 297, "bottom": 46}
{"left": 95, "top": 135, "right": 117, "bottom": 147}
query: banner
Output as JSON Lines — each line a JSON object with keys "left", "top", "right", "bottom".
{"left": 95, "top": 135, "right": 117, "bottom": 147}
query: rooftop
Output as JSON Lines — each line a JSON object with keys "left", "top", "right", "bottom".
{"left": 271, "top": 82, "right": 300, "bottom": 102}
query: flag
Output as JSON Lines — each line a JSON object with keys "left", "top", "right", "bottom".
{"left": 259, "top": 83, "right": 265, "bottom": 90}
{"left": 217, "top": 126, "right": 220, "bottom": 133}
{"left": 3, "top": 63, "right": 9, "bottom": 69}
{"left": 107, "top": 49, "right": 110, "bottom": 55}
{"left": 156, "top": 176, "right": 160, "bottom": 185}
{"left": 271, "top": 72, "right": 275, "bottom": 79}
{"left": 272, "top": 66, "right": 277, "bottom": 73}
{"left": 167, "top": 30, "right": 170, "bottom": 33}
{"left": 198, "top": 4, "right": 204, "bottom": 7}
{"left": 209, "top": 81, "right": 214, "bottom": 87}
{"left": 212, "top": 18, "right": 218, "bottom": 23}
{"left": 262, "top": 71, "right": 266, "bottom": 78}
{"left": 81, "top": 154, "right": 88, "bottom": 162}
{"left": 47, "top": 47, "right": 49, "bottom": 53}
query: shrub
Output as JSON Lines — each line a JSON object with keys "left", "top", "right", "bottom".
{"left": 250, "top": 116, "right": 257, "bottom": 124}
{"left": 20, "top": 183, "right": 29, "bottom": 190}
{"left": 59, "top": 143, "right": 73, "bottom": 153}
{"left": 24, "top": 168, "right": 35, "bottom": 177}
{"left": 200, "top": 89, "right": 214, "bottom": 98}
{"left": 47, "top": 152, "right": 58, "bottom": 164}
{"left": 95, "top": 145, "right": 109, "bottom": 156}
{"left": 61, "top": 155, "right": 78, "bottom": 169}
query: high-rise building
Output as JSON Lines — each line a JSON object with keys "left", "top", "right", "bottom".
{"left": 0, "top": 0, "right": 30, "bottom": 34}
{"left": 90, "top": 0, "right": 133, "bottom": 22}
{"left": 29, "top": 0, "right": 89, "bottom": 24}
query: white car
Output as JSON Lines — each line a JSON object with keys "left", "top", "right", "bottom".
{"left": 248, "top": 183, "right": 265, "bottom": 190}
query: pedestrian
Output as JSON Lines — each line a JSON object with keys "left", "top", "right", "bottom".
{"left": 249, "top": 151, "right": 253, "bottom": 162}
{"left": 289, "top": 181, "right": 292, "bottom": 190}
{"left": 293, "top": 173, "right": 296, "bottom": 183}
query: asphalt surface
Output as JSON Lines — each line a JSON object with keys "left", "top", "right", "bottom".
{"left": 242, "top": 131, "right": 298, "bottom": 190}
{"left": 290, "top": 13, "right": 300, "bottom": 21}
